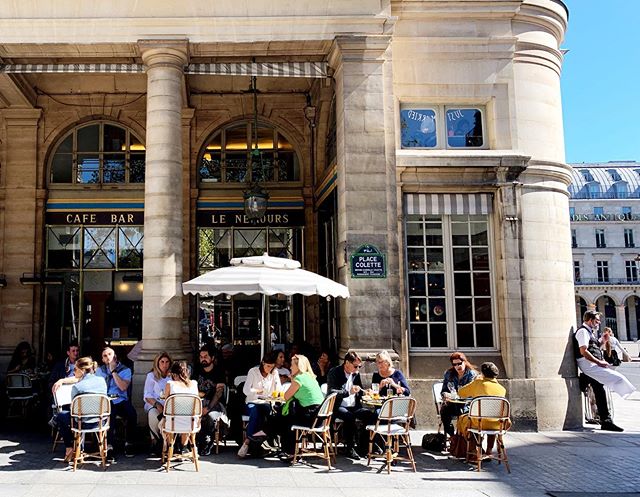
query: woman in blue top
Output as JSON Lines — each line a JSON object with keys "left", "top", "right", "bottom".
{"left": 439, "top": 352, "right": 478, "bottom": 436}
{"left": 371, "top": 350, "right": 410, "bottom": 397}
{"left": 52, "top": 356, "right": 107, "bottom": 462}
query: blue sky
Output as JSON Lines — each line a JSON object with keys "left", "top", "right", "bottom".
{"left": 561, "top": 0, "right": 639, "bottom": 164}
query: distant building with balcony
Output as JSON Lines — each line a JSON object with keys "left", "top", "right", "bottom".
{"left": 570, "top": 162, "right": 640, "bottom": 340}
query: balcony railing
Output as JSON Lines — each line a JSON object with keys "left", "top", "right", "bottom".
{"left": 570, "top": 191, "right": 640, "bottom": 200}
{"left": 574, "top": 278, "right": 640, "bottom": 286}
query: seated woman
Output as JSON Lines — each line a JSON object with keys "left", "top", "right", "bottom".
{"left": 159, "top": 361, "right": 199, "bottom": 450}
{"left": 372, "top": 350, "right": 410, "bottom": 396}
{"left": 143, "top": 352, "right": 172, "bottom": 453}
{"left": 456, "top": 362, "right": 509, "bottom": 458}
{"left": 311, "top": 350, "right": 331, "bottom": 386}
{"left": 277, "top": 354, "right": 324, "bottom": 460}
{"left": 237, "top": 351, "right": 281, "bottom": 458}
{"left": 7, "top": 341, "right": 36, "bottom": 374}
{"left": 440, "top": 352, "right": 478, "bottom": 436}
{"left": 52, "top": 356, "right": 107, "bottom": 462}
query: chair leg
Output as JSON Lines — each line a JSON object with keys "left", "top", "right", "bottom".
{"left": 191, "top": 433, "right": 199, "bottom": 472}
{"left": 215, "top": 423, "right": 220, "bottom": 454}
{"left": 97, "top": 432, "right": 106, "bottom": 468}
{"left": 166, "top": 434, "right": 176, "bottom": 472}
{"left": 72, "top": 434, "right": 82, "bottom": 472}
{"left": 292, "top": 429, "right": 300, "bottom": 464}
{"left": 476, "top": 434, "right": 483, "bottom": 472}
{"left": 385, "top": 434, "right": 392, "bottom": 474}
{"left": 498, "top": 435, "right": 510, "bottom": 473}
{"left": 404, "top": 434, "right": 416, "bottom": 472}
{"left": 322, "top": 432, "right": 331, "bottom": 470}
{"left": 367, "top": 430, "right": 373, "bottom": 466}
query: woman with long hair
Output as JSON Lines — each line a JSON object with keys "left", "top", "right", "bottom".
{"left": 160, "top": 361, "right": 199, "bottom": 448}
{"left": 439, "top": 352, "right": 478, "bottom": 437}
{"left": 237, "top": 351, "right": 281, "bottom": 458}
{"left": 143, "top": 352, "right": 172, "bottom": 452}
{"left": 277, "top": 354, "right": 324, "bottom": 460}
{"left": 7, "top": 341, "right": 36, "bottom": 373}
{"left": 52, "top": 356, "right": 107, "bottom": 462}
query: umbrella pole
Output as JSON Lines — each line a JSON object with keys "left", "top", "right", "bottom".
{"left": 261, "top": 294, "right": 267, "bottom": 358}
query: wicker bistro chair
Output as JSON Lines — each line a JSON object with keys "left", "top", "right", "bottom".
{"left": 51, "top": 383, "right": 74, "bottom": 452}
{"left": 70, "top": 393, "right": 111, "bottom": 471}
{"left": 162, "top": 393, "right": 202, "bottom": 472}
{"left": 6, "top": 373, "right": 38, "bottom": 418}
{"left": 290, "top": 392, "right": 338, "bottom": 470}
{"left": 432, "top": 382, "right": 444, "bottom": 434}
{"left": 366, "top": 396, "right": 417, "bottom": 474}
{"left": 465, "top": 396, "right": 511, "bottom": 473}
{"left": 234, "top": 376, "right": 251, "bottom": 441}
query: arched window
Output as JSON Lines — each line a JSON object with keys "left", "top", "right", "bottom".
{"left": 198, "top": 121, "right": 300, "bottom": 184}
{"left": 49, "top": 122, "right": 145, "bottom": 185}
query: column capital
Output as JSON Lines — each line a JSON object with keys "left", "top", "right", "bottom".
{"left": 328, "top": 35, "right": 391, "bottom": 68}
{"left": 138, "top": 39, "right": 189, "bottom": 69}
{"left": 181, "top": 107, "right": 196, "bottom": 126}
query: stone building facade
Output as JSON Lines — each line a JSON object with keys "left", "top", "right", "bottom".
{"left": 0, "top": 1, "right": 580, "bottom": 429}
{"left": 570, "top": 162, "right": 640, "bottom": 347}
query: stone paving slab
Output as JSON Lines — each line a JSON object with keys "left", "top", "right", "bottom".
{"left": 1, "top": 389, "right": 639, "bottom": 497}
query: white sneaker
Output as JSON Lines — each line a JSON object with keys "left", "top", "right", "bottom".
{"left": 237, "top": 443, "right": 249, "bottom": 458}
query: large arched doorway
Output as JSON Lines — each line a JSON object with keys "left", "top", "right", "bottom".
{"left": 596, "top": 295, "right": 617, "bottom": 333}
{"left": 624, "top": 295, "right": 640, "bottom": 340}
{"left": 575, "top": 296, "right": 587, "bottom": 325}
{"left": 194, "top": 119, "right": 305, "bottom": 364}
{"left": 44, "top": 121, "right": 145, "bottom": 360}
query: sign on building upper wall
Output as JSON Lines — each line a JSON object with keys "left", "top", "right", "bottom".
{"left": 350, "top": 244, "right": 386, "bottom": 279}
{"left": 572, "top": 214, "right": 640, "bottom": 222}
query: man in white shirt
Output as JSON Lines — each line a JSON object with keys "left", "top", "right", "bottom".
{"left": 574, "top": 310, "right": 635, "bottom": 432}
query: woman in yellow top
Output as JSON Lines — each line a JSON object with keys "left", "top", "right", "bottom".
{"left": 456, "top": 362, "right": 509, "bottom": 457}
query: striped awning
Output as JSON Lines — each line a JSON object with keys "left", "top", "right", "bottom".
{"left": 405, "top": 193, "right": 493, "bottom": 215}
{"left": 0, "top": 63, "right": 145, "bottom": 74}
{"left": 0, "top": 61, "right": 329, "bottom": 78}
{"left": 187, "top": 62, "right": 328, "bottom": 78}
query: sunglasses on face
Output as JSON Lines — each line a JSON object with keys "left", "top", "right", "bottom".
{"left": 452, "top": 362, "right": 463, "bottom": 366}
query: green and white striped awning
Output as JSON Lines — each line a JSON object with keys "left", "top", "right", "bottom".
{"left": 0, "top": 61, "right": 329, "bottom": 78}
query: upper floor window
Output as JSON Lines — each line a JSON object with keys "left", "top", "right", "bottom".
{"left": 626, "top": 260, "right": 639, "bottom": 283}
{"left": 571, "top": 229, "right": 577, "bottom": 248}
{"left": 198, "top": 121, "right": 300, "bottom": 184}
{"left": 569, "top": 207, "right": 576, "bottom": 217}
{"left": 613, "top": 182, "right": 628, "bottom": 198}
{"left": 400, "top": 105, "right": 486, "bottom": 150}
{"left": 573, "top": 260, "right": 581, "bottom": 282}
{"left": 587, "top": 183, "right": 601, "bottom": 198}
{"left": 622, "top": 206, "right": 632, "bottom": 218}
{"left": 49, "top": 122, "right": 145, "bottom": 185}
{"left": 625, "top": 228, "right": 635, "bottom": 248}
{"left": 594, "top": 207, "right": 604, "bottom": 216}
{"left": 596, "top": 260, "right": 609, "bottom": 283}
{"left": 595, "top": 228, "right": 606, "bottom": 248}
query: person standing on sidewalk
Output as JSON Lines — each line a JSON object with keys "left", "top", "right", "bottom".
{"left": 574, "top": 310, "right": 636, "bottom": 432}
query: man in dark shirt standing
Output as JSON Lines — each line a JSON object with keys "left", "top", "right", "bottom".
{"left": 194, "top": 344, "right": 228, "bottom": 455}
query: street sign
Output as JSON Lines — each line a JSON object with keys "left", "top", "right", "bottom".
{"left": 350, "top": 244, "right": 386, "bottom": 278}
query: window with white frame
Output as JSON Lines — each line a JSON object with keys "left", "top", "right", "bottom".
{"left": 626, "top": 260, "right": 639, "bottom": 282}
{"left": 405, "top": 193, "right": 494, "bottom": 350}
{"left": 573, "top": 260, "right": 581, "bottom": 282}
{"left": 596, "top": 260, "right": 609, "bottom": 283}
{"left": 399, "top": 105, "right": 486, "bottom": 150}
{"left": 625, "top": 228, "right": 635, "bottom": 248}
{"left": 595, "top": 228, "right": 606, "bottom": 248}
{"left": 622, "top": 206, "right": 632, "bottom": 219}
{"left": 571, "top": 229, "right": 577, "bottom": 248}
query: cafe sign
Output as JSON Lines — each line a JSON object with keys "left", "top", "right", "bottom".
{"left": 350, "top": 244, "right": 386, "bottom": 279}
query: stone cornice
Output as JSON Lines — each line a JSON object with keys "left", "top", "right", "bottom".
{"left": 328, "top": 35, "right": 392, "bottom": 69}
{"left": 0, "top": 107, "right": 42, "bottom": 125}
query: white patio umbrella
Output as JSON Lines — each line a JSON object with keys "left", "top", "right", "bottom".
{"left": 182, "top": 253, "right": 349, "bottom": 356}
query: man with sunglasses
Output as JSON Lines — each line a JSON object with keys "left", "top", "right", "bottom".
{"left": 574, "top": 310, "right": 635, "bottom": 432}
{"left": 327, "top": 350, "right": 372, "bottom": 459}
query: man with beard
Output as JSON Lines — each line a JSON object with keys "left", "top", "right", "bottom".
{"left": 194, "top": 344, "right": 228, "bottom": 455}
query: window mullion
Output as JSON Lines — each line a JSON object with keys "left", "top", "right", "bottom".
{"left": 442, "top": 216, "right": 456, "bottom": 349}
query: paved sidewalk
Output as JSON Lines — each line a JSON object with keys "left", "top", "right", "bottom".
{"left": 1, "top": 391, "right": 639, "bottom": 497}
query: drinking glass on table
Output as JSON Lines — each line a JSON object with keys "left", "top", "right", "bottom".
{"left": 371, "top": 383, "right": 380, "bottom": 395}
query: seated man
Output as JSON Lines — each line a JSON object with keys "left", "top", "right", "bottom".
{"left": 194, "top": 344, "right": 229, "bottom": 455}
{"left": 326, "top": 350, "right": 374, "bottom": 459}
{"left": 49, "top": 341, "right": 80, "bottom": 392}
{"left": 96, "top": 346, "right": 137, "bottom": 457}
{"left": 456, "top": 362, "right": 510, "bottom": 458}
